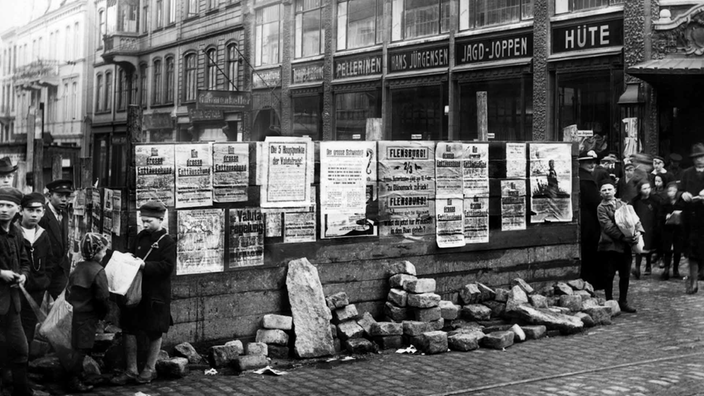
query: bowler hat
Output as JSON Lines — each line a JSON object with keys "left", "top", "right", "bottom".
{"left": 46, "top": 179, "right": 74, "bottom": 193}
{"left": 578, "top": 150, "right": 598, "bottom": 161}
{"left": 0, "top": 157, "right": 17, "bottom": 175}
{"left": 691, "top": 143, "right": 704, "bottom": 158}
{"left": 139, "top": 201, "right": 167, "bottom": 219}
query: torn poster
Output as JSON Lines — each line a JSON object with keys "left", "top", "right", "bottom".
{"left": 228, "top": 208, "right": 264, "bottom": 268}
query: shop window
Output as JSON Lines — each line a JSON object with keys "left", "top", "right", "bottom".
{"left": 227, "top": 44, "right": 239, "bottom": 90}
{"left": 555, "top": 0, "right": 622, "bottom": 14}
{"left": 334, "top": 90, "right": 381, "bottom": 140}
{"left": 337, "top": 0, "right": 383, "bottom": 50}
{"left": 392, "top": 0, "right": 450, "bottom": 41}
{"left": 105, "top": 71, "right": 112, "bottom": 110}
{"left": 140, "top": 64, "right": 148, "bottom": 106}
{"left": 165, "top": 57, "right": 175, "bottom": 103}
{"left": 555, "top": 71, "right": 613, "bottom": 142}
{"left": 295, "top": 0, "right": 324, "bottom": 58}
{"left": 255, "top": 4, "right": 282, "bottom": 66}
{"left": 184, "top": 53, "right": 197, "bottom": 102}
{"left": 206, "top": 48, "right": 218, "bottom": 90}
{"left": 292, "top": 95, "right": 322, "bottom": 140}
{"left": 153, "top": 59, "right": 162, "bottom": 104}
{"left": 95, "top": 74, "right": 103, "bottom": 112}
{"left": 459, "top": 0, "right": 532, "bottom": 30}
{"left": 391, "top": 85, "right": 446, "bottom": 140}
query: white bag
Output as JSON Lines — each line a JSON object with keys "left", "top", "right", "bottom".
{"left": 38, "top": 291, "right": 76, "bottom": 371}
{"left": 104, "top": 251, "right": 142, "bottom": 295}
{"left": 614, "top": 204, "right": 645, "bottom": 254}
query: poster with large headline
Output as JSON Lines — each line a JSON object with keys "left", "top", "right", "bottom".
{"left": 506, "top": 143, "right": 527, "bottom": 179}
{"left": 436, "top": 197, "right": 465, "bottom": 248}
{"left": 175, "top": 143, "right": 214, "bottom": 208}
{"left": 320, "top": 141, "right": 378, "bottom": 238}
{"left": 529, "top": 143, "right": 573, "bottom": 223}
{"left": 228, "top": 208, "right": 264, "bottom": 268}
{"left": 378, "top": 141, "right": 436, "bottom": 238}
{"left": 435, "top": 142, "right": 464, "bottom": 199}
{"left": 462, "top": 143, "right": 489, "bottom": 244}
{"left": 135, "top": 144, "right": 175, "bottom": 207}
{"left": 260, "top": 137, "right": 314, "bottom": 208}
{"left": 212, "top": 143, "right": 249, "bottom": 203}
{"left": 177, "top": 208, "right": 224, "bottom": 275}
{"left": 501, "top": 180, "right": 527, "bottom": 231}
{"left": 464, "top": 196, "right": 489, "bottom": 243}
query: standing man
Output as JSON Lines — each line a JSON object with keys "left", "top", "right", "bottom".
{"left": 578, "top": 150, "right": 603, "bottom": 289}
{"left": 667, "top": 153, "right": 684, "bottom": 183}
{"left": 0, "top": 157, "right": 17, "bottom": 187}
{"left": 680, "top": 143, "right": 704, "bottom": 293}
{"left": 39, "top": 180, "right": 74, "bottom": 299}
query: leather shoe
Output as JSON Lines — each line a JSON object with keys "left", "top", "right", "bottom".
{"left": 110, "top": 370, "right": 138, "bottom": 386}
{"left": 135, "top": 369, "right": 157, "bottom": 384}
{"left": 619, "top": 302, "right": 637, "bottom": 313}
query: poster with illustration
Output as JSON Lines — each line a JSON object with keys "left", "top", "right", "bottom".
{"left": 177, "top": 209, "right": 224, "bottom": 275}
{"left": 529, "top": 143, "right": 573, "bottom": 223}
{"left": 501, "top": 180, "right": 527, "bottom": 231}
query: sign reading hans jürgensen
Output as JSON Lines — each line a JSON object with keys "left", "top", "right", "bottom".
{"left": 196, "top": 90, "right": 252, "bottom": 111}
{"left": 292, "top": 62, "right": 324, "bottom": 84}
{"left": 334, "top": 52, "right": 383, "bottom": 79}
{"left": 552, "top": 18, "right": 623, "bottom": 53}
{"left": 456, "top": 32, "right": 533, "bottom": 65}
{"left": 388, "top": 43, "right": 449, "bottom": 73}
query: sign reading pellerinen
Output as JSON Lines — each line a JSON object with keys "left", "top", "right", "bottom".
{"left": 196, "top": 90, "right": 252, "bottom": 111}
{"left": 334, "top": 53, "right": 383, "bottom": 79}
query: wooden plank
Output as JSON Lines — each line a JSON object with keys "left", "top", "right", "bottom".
{"left": 477, "top": 91, "right": 488, "bottom": 140}
{"left": 51, "top": 155, "right": 62, "bottom": 180}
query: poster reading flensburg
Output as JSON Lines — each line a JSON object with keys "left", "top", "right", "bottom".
{"left": 501, "top": 180, "right": 527, "bottom": 231}
{"left": 529, "top": 143, "right": 573, "bottom": 223}
{"left": 463, "top": 143, "right": 489, "bottom": 243}
{"left": 135, "top": 145, "right": 175, "bottom": 207}
{"left": 228, "top": 208, "right": 264, "bottom": 268}
{"left": 378, "top": 141, "right": 435, "bottom": 238}
{"left": 213, "top": 143, "right": 249, "bottom": 203}
{"left": 320, "top": 141, "right": 378, "bottom": 238}
{"left": 506, "top": 143, "right": 527, "bottom": 178}
{"left": 175, "top": 143, "right": 214, "bottom": 208}
{"left": 261, "top": 137, "right": 314, "bottom": 208}
{"left": 177, "top": 208, "right": 224, "bottom": 275}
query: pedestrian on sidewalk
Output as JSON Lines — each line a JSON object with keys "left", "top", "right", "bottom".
{"left": 631, "top": 180, "right": 660, "bottom": 278}
{"left": 597, "top": 181, "right": 640, "bottom": 313}
{"left": 680, "top": 143, "right": 704, "bottom": 294}
{"left": 579, "top": 150, "right": 604, "bottom": 290}
{"left": 39, "top": 180, "right": 74, "bottom": 300}
{"left": 660, "top": 182, "right": 684, "bottom": 280}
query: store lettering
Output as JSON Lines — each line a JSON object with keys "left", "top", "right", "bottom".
{"left": 564, "top": 24, "right": 610, "bottom": 50}
{"left": 460, "top": 37, "right": 528, "bottom": 63}
{"left": 390, "top": 48, "right": 448, "bottom": 72}
{"left": 335, "top": 56, "right": 382, "bottom": 78}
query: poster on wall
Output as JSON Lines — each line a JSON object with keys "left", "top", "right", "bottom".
{"left": 320, "top": 141, "right": 378, "bottom": 238}
{"left": 501, "top": 180, "right": 527, "bottom": 231}
{"left": 506, "top": 143, "right": 527, "bottom": 179}
{"left": 91, "top": 189, "right": 101, "bottom": 233}
{"left": 464, "top": 195, "right": 489, "bottom": 243}
{"left": 435, "top": 142, "right": 464, "bottom": 199}
{"left": 112, "top": 190, "right": 122, "bottom": 236}
{"left": 177, "top": 208, "right": 224, "bottom": 275}
{"left": 135, "top": 145, "right": 175, "bottom": 207}
{"left": 260, "top": 137, "right": 314, "bottom": 208}
{"left": 436, "top": 197, "right": 465, "bottom": 248}
{"left": 228, "top": 208, "right": 264, "bottom": 268}
{"left": 529, "top": 143, "right": 573, "bottom": 223}
{"left": 283, "top": 211, "right": 316, "bottom": 243}
{"left": 102, "top": 189, "right": 113, "bottom": 235}
{"left": 175, "top": 143, "right": 214, "bottom": 208}
{"left": 462, "top": 143, "right": 489, "bottom": 243}
{"left": 378, "top": 141, "right": 435, "bottom": 238}
{"left": 212, "top": 143, "right": 249, "bottom": 203}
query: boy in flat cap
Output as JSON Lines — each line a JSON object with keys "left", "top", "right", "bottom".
{"left": 39, "top": 180, "right": 74, "bottom": 299}
{"left": 0, "top": 157, "right": 17, "bottom": 187}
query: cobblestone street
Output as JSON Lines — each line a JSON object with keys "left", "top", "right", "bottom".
{"left": 79, "top": 268, "right": 704, "bottom": 396}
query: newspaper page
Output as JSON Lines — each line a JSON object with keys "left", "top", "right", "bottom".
{"left": 177, "top": 208, "right": 224, "bottom": 275}
{"left": 135, "top": 145, "right": 175, "bottom": 207}
{"left": 463, "top": 143, "right": 489, "bottom": 243}
{"left": 529, "top": 143, "right": 573, "bottom": 223}
{"left": 104, "top": 251, "right": 142, "bottom": 295}
{"left": 501, "top": 180, "right": 527, "bottom": 231}
{"left": 506, "top": 143, "right": 527, "bottom": 179}
{"left": 261, "top": 137, "right": 314, "bottom": 208}
{"left": 228, "top": 208, "right": 264, "bottom": 268}
{"left": 175, "top": 143, "right": 214, "bottom": 208}
{"left": 213, "top": 143, "right": 249, "bottom": 203}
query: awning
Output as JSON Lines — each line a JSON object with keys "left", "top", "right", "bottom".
{"left": 628, "top": 58, "right": 704, "bottom": 76}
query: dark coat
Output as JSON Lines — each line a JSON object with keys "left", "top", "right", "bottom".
{"left": 18, "top": 225, "right": 52, "bottom": 292}
{"left": 579, "top": 167, "right": 603, "bottom": 287}
{"left": 0, "top": 224, "right": 31, "bottom": 315}
{"left": 67, "top": 260, "right": 109, "bottom": 350}
{"left": 631, "top": 194, "right": 661, "bottom": 251}
{"left": 38, "top": 204, "right": 69, "bottom": 273}
{"left": 680, "top": 167, "right": 704, "bottom": 260}
{"left": 597, "top": 199, "right": 632, "bottom": 253}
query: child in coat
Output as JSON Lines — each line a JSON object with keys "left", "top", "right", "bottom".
{"left": 631, "top": 181, "right": 661, "bottom": 278}
{"left": 660, "top": 182, "right": 685, "bottom": 280}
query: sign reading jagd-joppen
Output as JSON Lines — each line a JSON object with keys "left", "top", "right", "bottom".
{"left": 456, "top": 32, "right": 533, "bottom": 65}
{"left": 388, "top": 43, "right": 449, "bottom": 73}
{"left": 552, "top": 18, "right": 623, "bottom": 53}
{"left": 196, "top": 90, "right": 252, "bottom": 111}
{"left": 334, "top": 52, "right": 383, "bottom": 79}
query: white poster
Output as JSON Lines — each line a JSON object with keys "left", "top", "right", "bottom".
{"left": 501, "top": 180, "right": 527, "bottom": 231}
{"left": 177, "top": 208, "right": 224, "bottom": 275}
{"left": 506, "top": 143, "right": 526, "bottom": 179}
{"left": 135, "top": 145, "right": 175, "bottom": 207}
{"left": 261, "top": 137, "right": 314, "bottom": 208}
{"left": 436, "top": 197, "right": 465, "bottom": 248}
{"left": 529, "top": 143, "right": 573, "bottom": 223}
{"left": 175, "top": 143, "right": 214, "bottom": 208}
{"left": 212, "top": 143, "right": 249, "bottom": 203}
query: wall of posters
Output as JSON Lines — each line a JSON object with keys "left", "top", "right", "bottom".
{"left": 501, "top": 180, "right": 527, "bottom": 231}
{"left": 228, "top": 208, "right": 264, "bottom": 268}
{"left": 135, "top": 145, "right": 175, "bottom": 207}
{"left": 506, "top": 143, "right": 527, "bottom": 178}
{"left": 320, "top": 141, "right": 378, "bottom": 238}
{"left": 529, "top": 143, "right": 573, "bottom": 223}
{"left": 261, "top": 137, "right": 314, "bottom": 208}
{"left": 213, "top": 143, "right": 249, "bottom": 203}
{"left": 177, "top": 208, "right": 224, "bottom": 275}
{"left": 283, "top": 211, "right": 316, "bottom": 243}
{"left": 378, "top": 141, "right": 435, "bottom": 237}
{"left": 175, "top": 144, "right": 214, "bottom": 208}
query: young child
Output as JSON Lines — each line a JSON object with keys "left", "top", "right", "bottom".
{"left": 631, "top": 181, "right": 660, "bottom": 278}
{"left": 65, "top": 233, "right": 110, "bottom": 393}
{"left": 660, "top": 181, "right": 685, "bottom": 280}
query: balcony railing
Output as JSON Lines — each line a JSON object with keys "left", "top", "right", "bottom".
{"left": 103, "top": 33, "right": 141, "bottom": 57}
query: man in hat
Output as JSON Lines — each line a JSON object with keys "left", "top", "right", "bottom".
{"left": 0, "top": 186, "right": 33, "bottom": 395}
{"left": 39, "top": 179, "right": 74, "bottom": 299}
{"left": 593, "top": 154, "right": 620, "bottom": 189}
{"left": 578, "top": 150, "right": 604, "bottom": 289}
{"left": 680, "top": 143, "right": 704, "bottom": 293}
{"left": 667, "top": 153, "right": 684, "bottom": 183}
{"left": 616, "top": 162, "right": 638, "bottom": 203}
{"left": 0, "top": 157, "right": 17, "bottom": 187}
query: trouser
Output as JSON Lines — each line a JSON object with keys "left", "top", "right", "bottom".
{"left": 47, "top": 267, "right": 68, "bottom": 300}
{"left": 604, "top": 250, "right": 632, "bottom": 303}
{"left": 0, "top": 308, "right": 31, "bottom": 396}
{"left": 19, "top": 290, "right": 44, "bottom": 349}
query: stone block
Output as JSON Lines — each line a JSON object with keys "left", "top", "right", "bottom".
{"left": 554, "top": 282, "right": 574, "bottom": 295}
{"left": 333, "top": 338, "right": 342, "bottom": 354}
{"left": 209, "top": 345, "right": 240, "bottom": 368}
{"left": 345, "top": 338, "right": 377, "bottom": 354}
{"left": 325, "top": 292, "right": 350, "bottom": 310}
{"left": 337, "top": 320, "right": 365, "bottom": 341}
{"left": 384, "top": 301, "right": 408, "bottom": 322}
{"left": 404, "top": 278, "right": 436, "bottom": 294}
{"left": 462, "top": 304, "right": 492, "bottom": 321}
{"left": 439, "top": 300, "right": 460, "bottom": 320}
{"left": 330, "top": 323, "right": 338, "bottom": 339}
{"left": 547, "top": 330, "right": 562, "bottom": 337}
{"left": 387, "top": 260, "right": 417, "bottom": 276}
{"left": 334, "top": 304, "right": 359, "bottom": 323}
{"left": 246, "top": 342, "right": 268, "bottom": 356}
{"left": 558, "top": 295, "right": 583, "bottom": 312}
{"left": 419, "top": 331, "right": 448, "bottom": 354}
{"left": 413, "top": 306, "right": 442, "bottom": 322}
{"left": 233, "top": 355, "right": 268, "bottom": 372}
{"left": 510, "top": 324, "right": 526, "bottom": 342}
{"left": 459, "top": 283, "right": 481, "bottom": 304}
{"left": 224, "top": 340, "right": 245, "bottom": 355}
{"left": 448, "top": 319, "right": 484, "bottom": 332}
{"left": 371, "top": 322, "right": 404, "bottom": 337}
{"left": 574, "top": 312, "right": 595, "bottom": 327}
{"left": 512, "top": 278, "right": 534, "bottom": 294}
{"left": 262, "top": 314, "right": 293, "bottom": 330}
{"left": 582, "top": 298, "right": 601, "bottom": 309}
{"left": 373, "top": 335, "right": 404, "bottom": 350}
{"left": 477, "top": 283, "right": 496, "bottom": 301}
{"left": 356, "top": 312, "right": 377, "bottom": 336}
{"left": 429, "top": 318, "right": 445, "bottom": 331}
{"left": 480, "top": 331, "right": 515, "bottom": 350}
{"left": 448, "top": 332, "right": 483, "bottom": 352}
{"left": 447, "top": 327, "right": 484, "bottom": 337}
{"left": 509, "top": 305, "right": 584, "bottom": 334}
{"left": 539, "top": 285, "right": 556, "bottom": 297}
{"left": 522, "top": 325, "right": 547, "bottom": 340}
{"left": 255, "top": 329, "right": 289, "bottom": 346}
{"left": 267, "top": 345, "right": 290, "bottom": 359}
{"left": 530, "top": 294, "right": 549, "bottom": 309}
{"left": 482, "top": 300, "right": 506, "bottom": 318}
{"left": 155, "top": 357, "right": 189, "bottom": 378}
{"left": 582, "top": 307, "right": 613, "bottom": 326}
{"left": 407, "top": 293, "right": 441, "bottom": 308}
{"left": 567, "top": 279, "right": 585, "bottom": 290}
{"left": 494, "top": 288, "right": 511, "bottom": 302}
{"left": 584, "top": 281, "right": 596, "bottom": 296}
{"left": 574, "top": 290, "right": 592, "bottom": 300}
{"left": 389, "top": 274, "right": 417, "bottom": 289}
{"left": 549, "top": 306, "right": 572, "bottom": 314}
{"left": 406, "top": 334, "right": 425, "bottom": 347}
{"left": 510, "top": 285, "right": 529, "bottom": 304}
{"left": 388, "top": 289, "right": 408, "bottom": 307}
{"left": 482, "top": 323, "right": 513, "bottom": 334}
{"left": 604, "top": 300, "right": 621, "bottom": 317}
{"left": 174, "top": 342, "right": 205, "bottom": 365}
{"left": 403, "top": 321, "right": 431, "bottom": 336}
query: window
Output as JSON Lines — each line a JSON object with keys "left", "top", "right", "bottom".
{"left": 119, "top": 2, "right": 138, "bottom": 32}
{"left": 156, "top": 0, "right": 164, "bottom": 28}
{"left": 459, "top": 0, "right": 532, "bottom": 29}
{"left": 255, "top": 4, "right": 281, "bottom": 66}
{"left": 555, "top": 70, "right": 619, "bottom": 141}
{"left": 74, "top": 23, "right": 80, "bottom": 57}
{"left": 555, "top": 0, "right": 621, "bottom": 13}
{"left": 98, "top": 10, "right": 105, "bottom": 44}
{"left": 295, "top": 0, "right": 324, "bottom": 58}
{"left": 391, "top": 85, "right": 447, "bottom": 140}
{"left": 293, "top": 95, "right": 322, "bottom": 140}
{"left": 206, "top": 48, "right": 217, "bottom": 90}
{"left": 72, "top": 82, "right": 78, "bottom": 119}
{"left": 153, "top": 60, "right": 162, "bottom": 104}
{"left": 142, "top": 4, "right": 149, "bottom": 33}
{"left": 105, "top": 71, "right": 112, "bottom": 110}
{"left": 184, "top": 53, "right": 196, "bottom": 101}
{"left": 95, "top": 74, "right": 103, "bottom": 112}
{"left": 227, "top": 44, "right": 239, "bottom": 91}
{"left": 187, "top": 0, "right": 198, "bottom": 17}
{"left": 391, "top": 0, "right": 450, "bottom": 41}
{"left": 118, "top": 68, "right": 128, "bottom": 110}
{"left": 168, "top": 0, "right": 176, "bottom": 23}
{"left": 335, "top": 91, "right": 381, "bottom": 140}
{"left": 63, "top": 83, "right": 69, "bottom": 119}
{"left": 165, "top": 57, "right": 175, "bottom": 103}
{"left": 140, "top": 64, "right": 148, "bottom": 106}
{"left": 337, "top": 0, "right": 383, "bottom": 50}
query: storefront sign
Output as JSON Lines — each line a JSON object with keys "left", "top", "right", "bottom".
{"left": 552, "top": 19, "right": 623, "bottom": 53}
{"left": 196, "top": 90, "right": 252, "bottom": 111}
{"left": 334, "top": 53, "right": 383, "bottom": 79}
{"left": 388, "top": 44, "right": 449, "bottom": 73}
{"left": 252, "top": 68, "right": 281, "bottom": 89}
{"left": 456, "top": 32, "right": 533, "bottom": 65}
{"left": 188, "top": 108, "right": 224, "bottom": 122}
{"left": 142, "top": 113, "right": 173, "bottom": 130}
{"left": 292, "top": 62, "right": 324, "bottom": 84}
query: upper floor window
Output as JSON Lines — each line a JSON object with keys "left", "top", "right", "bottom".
{"left": 98, "top": 10, "right": 106, "bottom": 45}
{"left": 168, "top": 0, "right": 176, "bottom": 23}
{"left": 118, "top": 68, "right": 128, "bottom": 110}
{"left": 105, "top": 71, "right": 112, "bottom": 110}
{"left": 71, "top": 82, "right": 78, "bottom": 119}
{"left": 140, "top": 64, "right": 148, "bottom": 106}
{"left": 227, "top": 44, "right": 239, "bottom": 91}
{"left": 295, "top": 0, "right": 324, "bottom": 58}
{"left": 187, "top": 0, "right": 198, "bottom": 17}
{"left": 156, "top": 0, "right": 164, "bottom": 28}
{"left": 460, "top": 0, "right": 533, "bottom": 30}
{"left": 142, "top": 4, "right": 149, "bottom": 33}
{"left": 255, "top": 4, "right": 282, "bottom": 66}
{"left": 95, "top": 74, "right": 103, "bottom": 112}
{"left": 392, "top": 0, "right": 450, "bottom": 41}
{"left": 337, "top": 0, "right": 383, "bottom": 51}
{"left": 119, "top": 2, "right": 138, "bottom": 32}
{"left": 555, "top": 0, "right": 621, "bottom": 14}
{"left": 165, "top": 57, "right": 175, "bottom": 103}
{"left": 153, "top": 60, "right": 163, "bottom": 104}
{"left": 184, "top": 53, "right": 197, "bottom": 101}
{"left": 206, "top": 49, "right": 218, "bottom": 90}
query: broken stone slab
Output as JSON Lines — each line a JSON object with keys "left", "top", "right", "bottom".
{"left": 373, "top": 335, "right": 404, "bottom": 350}
{"left": 494, "top": 288, "right": 511, "bottom": 302}
{"left": 512, "top": 278, "right": 534, "bottom": 294}
{"left": 604, "top": 300, "right": 621, "bottom": 317}
{"left": 256, "top": 329, "right": 289, "bottom": 346}
{"left": 209, "top": 345, "right": 241, "bottom": 368}
{"left": 574, "top": 290, "right": 592, "bottom": 300}
{"left": 262, "top": 314, "right": 293, "bottom": 330}
{"left": 448, "top": 332, "right": 483, "bottom": 352}
{"left": 246, "top": 342, "right": 268, "bottom": 356}
{"left": 439, "top": 300, "right": 460, "bottom": 320}
{"left": 407, "top": 293, "right": 441, "bottom": 308}
{"left": 510, "top": 285, "right": 529, "bottom": 304}
{"left": 549, "top": 306, "right": 572, "bottom": 314}
{"left": 554, "top": 282, "right": 574, "bottom": 295}
{"left": 345, "top": 338, "right": 377, "bottom": 354}
{"left": 509, "top": 304, "right": 584, "bottom": 334}
{"left": 388, "top": 289, "right": 408, "bottom": 307}
{"left": 404, "top": 278, "right": 437, "bottom": 294}
{"left": 419, "top": 331, "right": 448, "bottom": 354}
{"left": 522, "top": 325, "right": 547, "bottom": 340}
{"left": 384, "top": 301, "right": 408, "bottom": 322}
{"left": 567, "top": 279, "right": 585, "bottom": 290}
{"left": 387, "top": 260, "right": 417, "bottom": 276}
{"left": 287, "top": 258, "right": 335, "bottom": 358}
{"left": 480, "top": 331, "right": 514, "bottom": 350}
{"left": 325, "top": 292, "right": 350, "bottom": 310}
{"left": 447, "top": 327, "right": 485, "bottom": 337}
{"left": 582, "top": 298, "right": 601, "bottom": 309}
{"left": 156, "top": 357, "right": 189, "bottom": 378}
{"left": 482, "top": 300, "right": 506, "bottom": 318}
{"left": 450, "top": 319, "right": 484, "bottom": 332}
{"left": 356, "top": 312, "right": 377, "bottom": 336}
{"left": 538, "top": 285, "right": 556, "bottom": 297}
{"left": 558, "top": 295, "right": 583, "bottom": 312}
{"left": 574, "top": 312, "right": 595, "bottom": 328}
{"left": 477, "top": 283, "right": 496, "bottom": 301}
{"left": 413, "top": 306, "right": 442, "bottom": 322}
{"left": 530, "top": 294, "right": 549, "bottom": 309}
{"left": 481, "top": 323, "right": 513, "bottom": 334}
{"left": 233, "top": 355, "right": 268, "bottom": 371}
{"left": 510, "top": 324, "right": 526, "bottom": 342}
{"left": 389, "top": 274, "right": 417, "bottom": 289}
{"left": 174, "top": 342, "right": 205, "bottom": 365}
{"left": 224, "top": 340, "right": 245, "bottom": 355}
{"left": 459, "top": 283, "right": 481, "bottom": 304}
{"left": 371, "top": 322, "right": 404, "bottom": 337}
{"left": 337, "top": 320, "right": 365, "bottom": 341}
{"left": 402, "top": 321, "right": 432, "bottom": 336}
{"left": 429, "top": 318, "right": 445, "bottom": 331}
{"left": 334, "top": 304, "right": 359, "bottom": 323}
{"left": 582, "top": 307, "right": 612, "bottom": 326}
{"left": 462, "top": 304, "right": 492, "bottom": 321}
{"left": 267, "top": 345, "right": 290, "bottom": 359}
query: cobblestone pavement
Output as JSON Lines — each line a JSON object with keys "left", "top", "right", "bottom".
{"left": 79, "top": 266, "right": 704, "bottom": 396}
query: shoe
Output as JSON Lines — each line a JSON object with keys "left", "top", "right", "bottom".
{"left": 631, "top": 267, "right": 641, "bottom": 280}
{"left": 67, "top": 377, "right": 93, "bottom": 393}
{"left": 644, "top": 266, "right": 651, "bottom": 275}
{"left": 673, "top": 271, "right": 681, "bottom": 279}
{"left": 686, "top": 280, "right": 699, "bottom": 295}
{"left": 661, "top": 271, "right": 670, "bottom": 281}
{"left": 135, "top": 369, "right": 157, "bottom": 384}
{"left": 110, "top": 370, "right": 138, "bottom": 386}
{"left": 619, "top": 302, "right": 637, "bottom": 313}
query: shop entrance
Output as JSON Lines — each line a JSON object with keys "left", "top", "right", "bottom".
{"left": 252, "top": 108, "right": 281, "bottom": 141}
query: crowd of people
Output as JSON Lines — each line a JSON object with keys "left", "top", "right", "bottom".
{"left": 0, "top": 157, "right": 175, "bottom": 395}
{"left": 579, "top": 143, "right": 704, "bottom": 314}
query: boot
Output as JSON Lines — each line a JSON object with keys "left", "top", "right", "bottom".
{"left": 687, "top": 260, "right": 699, "bottom": 294}
{"left": 661, "top": 253, "right": 671, "bottom": 281}
{"left": 673, "top": 254, "right": 681, "bottom": 278}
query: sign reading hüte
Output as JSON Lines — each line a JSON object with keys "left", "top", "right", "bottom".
{"left": 196, "top": 90, "right": 252, "bottom": 111}
{"left": 552, "top": 19, "right": 623, "bottom": 53}
{"left": 456, "top": 32, "right": 533, "bottom": 65}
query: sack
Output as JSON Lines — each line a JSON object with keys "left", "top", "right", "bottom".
{"left": 666, "top": 210, "right": 682, "bottom": 226}
{"left": 122, "top": 271, "right": 143, "bottom": 307}
{"left": 614, "top": 203, "right": 646, "bottom": 254}
{"left": 19, "top": 284, "right": 47, "bottom": 323}
{"left": 38, "top": 291, "right": 77, "bottom": 371}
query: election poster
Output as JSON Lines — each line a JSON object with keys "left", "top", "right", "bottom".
{"left": 435, "top": 142, "right": 464, "bottom": 199}
{"left": 261, "top": 137, "right": 314, "bottom": 208}
{"left": 529, "top": 143, "right": 573, "bottom": 223}
{"left": 320, "top": 141, "right": 378, "bottom": 238}
{"left": 378, "top": 141, "right": 435, "bottom": 238}
{"left": 177, "top": 208, "right": 224, "bottom": 275}
{"left": 506, "top": 143, "right": 527, "bottom": 179}
{"left": 462, "top": 143, "right": 489, "bottom": 243}
{"left": 135, "top": 144, "right": 175, "bottom": 207}
{"left": 102, "top": 188, "right": 113, "bottom": 235}
{"left": 464, "top": 195, "right": 489, "bottom": 243}
{"left": 175, "top": 143, "right": 214, "bottom": 208}
{"left": 283, "top": 211, "right": 316, "bottom": 243}
{"left": 501, "top": 180, "right": 527, "bottom": 231}
{"left": 436, "top": 197, "right": 465, "bottom": 248}
{"left": 213, "top": 143, "right": 249, "bottom": 203}
{"left": 228, "top": 208, "right": 264, "bottom": 268}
